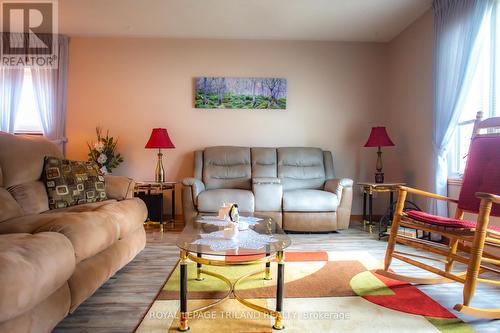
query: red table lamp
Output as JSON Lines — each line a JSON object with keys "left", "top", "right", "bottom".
{"left": 364, "top": 127, "right": 395, "bottom": 183}
{"left": 145, "top": 128, "right": 175, "bottom": 182}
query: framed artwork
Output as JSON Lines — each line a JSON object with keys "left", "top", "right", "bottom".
{"left": 194, "top": 77, "right": 287, "bottom": 109}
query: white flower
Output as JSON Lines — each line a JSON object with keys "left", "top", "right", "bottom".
{"left": 100, "top": 166, "right": 108, "bottom": 175}
{"left": 94, "top": 142, "right": 105, "bottom": 153}
{"left": 97, "top": 153, "right": 107, "bottom": 164}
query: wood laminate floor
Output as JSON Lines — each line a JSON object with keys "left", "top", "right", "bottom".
{"left": 54, "top": 221, "right": 499, "bottom": 333}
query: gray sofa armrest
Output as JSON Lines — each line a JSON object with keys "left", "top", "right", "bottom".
{"left": 324, "top": 178, "right": 353, "bottom": 230}
{"left": 252, "top": 178, "right": 282, "bottom": 211}
{"left": 324, "top": 178, "right": 353, "bottom": 200}
{"left": 182, "top": 178, "right": 205, "bottom": 225}
{"left": 104, "top": 175, "right": 135, "bottom": 200}
{"left": 182, "top": 177, "right": 205, "bottom": 199}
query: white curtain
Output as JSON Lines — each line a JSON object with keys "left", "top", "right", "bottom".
{"left": 432, "top": 0, "right": 494, "bottom": 215}
{"left": 31, "top": 35, "right": 69, "bottom": 153}
{"left": 0, "top": 68, "right": 24, "bottom": 133}
{"left": 484, "top": 2, "right": 500, "bottom": 117}
{"left": 0, "top": 33, "right": 25, "bottom": 133}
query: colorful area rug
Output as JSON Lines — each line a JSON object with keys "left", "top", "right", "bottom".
{"left": 135, "top": 251, "right": 475, "bottom": 332}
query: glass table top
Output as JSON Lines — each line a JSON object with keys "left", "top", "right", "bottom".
{"left": 176, "top": 214, "right": 291, "bottom": 257}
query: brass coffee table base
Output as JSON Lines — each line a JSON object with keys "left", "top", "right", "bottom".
{"left": 178, "top": 250, "right": 285, "bottom": 331}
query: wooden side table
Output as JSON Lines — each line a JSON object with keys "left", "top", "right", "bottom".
{"left": 358, "top": 182, "right": 405, "bottom": 235}
{"left": 134, "top": 181, "right": 177, "bottom": 231}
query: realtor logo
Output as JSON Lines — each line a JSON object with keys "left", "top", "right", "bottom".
{"left": 0, "top": 0, "right": 58, "bottom": 68}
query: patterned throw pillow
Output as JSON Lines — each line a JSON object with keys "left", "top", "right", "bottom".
{"left": 42, "top": 156, "right": 107, "bottom": 209}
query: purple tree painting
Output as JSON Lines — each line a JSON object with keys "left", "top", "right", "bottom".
{"left": 195, "top": 77, "right": 287, "bottom": 109}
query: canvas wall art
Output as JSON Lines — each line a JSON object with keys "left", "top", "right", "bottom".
{"left": 194, "top": 77, "right": 287, "bottom": 109}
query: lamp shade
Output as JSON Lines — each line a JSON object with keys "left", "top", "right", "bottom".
{"left": 364, "top": 127, "right": 395, "bottom": 147}
{"left": 145, "top": 128, "right": 175, "bottom": 149}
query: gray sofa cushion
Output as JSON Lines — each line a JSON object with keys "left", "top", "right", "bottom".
{"left": 283, "top": 189, "right": 338, "bottom": 212}
{"left": 193, "top": 150, "right": 203, "bottom": 180}
{"left": 277, "top": 147, "right": 326, "bottom": 190}
{"left": 203, "top": 147, "right": 251, "bottom": 190}
{"left": 323, "top": 151, "right": 335, "bottom": 180}
{"left": 197, "top": 189, "right": 255, "bottom": 213}
{"left": 251, "top": 148, "right": 277, "bottom": 178}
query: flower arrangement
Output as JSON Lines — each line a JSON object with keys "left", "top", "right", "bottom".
{"left": 87, "top": 127, "right": 124, "bottom": 175}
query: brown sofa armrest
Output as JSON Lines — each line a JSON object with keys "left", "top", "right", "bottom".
{"left": 104, "top": 175, "right": 135, "bottom": 200}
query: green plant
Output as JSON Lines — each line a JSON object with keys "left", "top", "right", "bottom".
{"left": 87, "top": 127, "right": 124, "bottom": 175}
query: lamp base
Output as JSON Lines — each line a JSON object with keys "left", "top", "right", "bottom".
{"left": 375, "top": 172, "right": 384, "bottom": 184}
{"left": 155, "top": 151, "right": 165, "bottom": 183}
{"left": 155, "top": 171, "right": 165, "bottom": 183}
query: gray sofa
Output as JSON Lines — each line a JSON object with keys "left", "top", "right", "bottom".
{"left": 182, "top": 146, "right": 353, "bottom": 232}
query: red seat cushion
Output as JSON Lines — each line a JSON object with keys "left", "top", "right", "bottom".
{"left": 458, "top": 135, "right": 500, "bottom": 217}
{"left": 405, "top": 210, "right": 500, "bottom": 232}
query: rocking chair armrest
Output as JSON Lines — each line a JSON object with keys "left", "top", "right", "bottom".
{"left": 399, "top": 186, "right": 459, "bottom": 204}
{"left": 476, "top": 192, "right": 500, "bottom": 204}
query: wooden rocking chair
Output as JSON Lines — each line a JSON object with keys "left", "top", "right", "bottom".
{"left": 376, "top": 111, "right": 500, "bottom": 319}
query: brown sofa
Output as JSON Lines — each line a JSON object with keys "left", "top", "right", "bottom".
{"left": 0, "top": 132, "right": 147, "bottom": 333}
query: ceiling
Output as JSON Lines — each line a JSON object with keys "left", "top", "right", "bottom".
{"left": 58, "top": 0, "right": 432, "bottom": 42}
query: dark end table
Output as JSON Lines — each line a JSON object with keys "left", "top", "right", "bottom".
{"left": 134, "top": 181, "right": 177, "bottom": 232}
{"left": 358, "top": 182, "right": 405, "bottom": 236}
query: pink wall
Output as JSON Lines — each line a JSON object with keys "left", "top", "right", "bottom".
{"left": 385, "top": 10, "right": 434, "bottom": 211}
{"left": 66, "top": 38, "right": 389, "bottom": 214}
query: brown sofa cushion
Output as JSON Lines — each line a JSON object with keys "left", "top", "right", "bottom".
{"left": 8, "top": 181, "right": 49, "bottom": 214}
{"left": 94, "top": 198, "right": 147, "bottom": 238}
{"left": 35, "top": 211, "right": 120, "bottom": 263}
{"left": 0, "top": 232, "right": 75, "bottom": 322}
{"left": 44, "top": 200, "right": 117, "bottom": 213}
{"left": 45, "top": 198, "right": 147, "bottom": 239}
{"left": 0, "top": 188, "right": 23, "bottom": 222}
{"left": 0, "top": 132, "right": 63, "bottom": 188}
{"left": 0, "top": 199, "right": 146, "bottom": 241}
{"left": 68, "top": 228, "right": 146, "bottom": 311}
{"left": 0, "top": 283, "right": 71, "bottom": 333}
{"left": 0, "top": 212, "right": 68, "bottom": 235}
{"left": 42, "top": 156, "right": 107, "bottom": 209}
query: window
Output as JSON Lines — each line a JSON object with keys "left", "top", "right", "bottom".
{"left": 14, "top": 68, "right": 43, "bottom": 134}
{"left": 448, "top": 5, "right": 500, "bottom": 177}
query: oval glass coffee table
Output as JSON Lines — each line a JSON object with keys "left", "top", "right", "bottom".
{"left": 176, "top": 214, "right": 291, "bottom": 331}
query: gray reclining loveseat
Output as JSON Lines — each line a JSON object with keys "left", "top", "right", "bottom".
{"left": 182, "top": 146, "right": 353, "bottom": 232}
